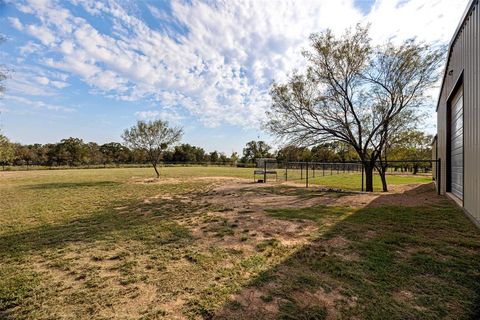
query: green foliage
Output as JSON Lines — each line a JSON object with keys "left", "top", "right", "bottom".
{"left": 241, "top": 140, "right": 272, "bottom": 163}
{"left": 122, "top": 120, "right": 183, "bottom": 152}
{"left": 122, "top": 120, "right": 183, "bottom": 177}
{"left": 230, "top": 151, "right": 239, "bottom": 164}
{"left": 168, "top": 143, "right": 207, "bottom": 163}
{"left": 6, "top": 140, "right": 237, "bottom": 169}
{"left": 387, "top": 130, "right": 434, "bottom": 173}
{"left": 0, "top": 134, "right": 14, "bottom": 168}
{"left": 99, "top": 142, "right": 131, "bottom": 165}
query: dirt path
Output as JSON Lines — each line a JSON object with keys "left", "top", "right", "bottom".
{"left": 200, "top": 179, "right": 441, "bottom": 209}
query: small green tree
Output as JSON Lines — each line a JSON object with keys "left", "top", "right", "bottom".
{"left": 230, "top": 152, "right": 239, "bottom": 165}
{"left": 388, "top": 130, "right": 433, "bottom": 174}
{"left": 209, "top": 151, "right": 219, "bottom": 163}
{"left": 14, "top": 144, "right": 35, "bottom": 169}
{"left": 100, "top": 142, "right": 131, "bottom": 166}
{"left": 56, "top": 137, "right": 88, "bottom": 166}
{"left": 276, "top": 145, "right": 311, "bottom": 162}
{"left": 122, "top": 120, "right": 183, "bottom": 178}
{"left": 241, "top": 141, "right": 272, "bottom": 163}
{"left": 0, "top": 134, "right": 14, "bottom": 170}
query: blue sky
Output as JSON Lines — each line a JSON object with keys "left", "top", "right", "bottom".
{"left": 0, "top": 0, "right": 469, "bottom": 154}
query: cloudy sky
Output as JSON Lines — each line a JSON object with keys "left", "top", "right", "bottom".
{"left": 0, "top": 0, "right": 469, "bottom": 153}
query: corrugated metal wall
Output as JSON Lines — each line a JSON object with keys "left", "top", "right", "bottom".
{"left": 437, "top": 0, "right": 479, "bottom": 223}
{"left": 432, "top": 137, "right": 437, "bottom": 183}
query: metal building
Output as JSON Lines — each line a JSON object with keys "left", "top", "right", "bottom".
{"left": 436, "top": 0, "right": 479, "bottom": 226}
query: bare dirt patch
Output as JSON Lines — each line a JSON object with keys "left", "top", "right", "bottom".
{"left": 326, "top": 236, "right": 350, "bottom": 249}
{"left": 199, "top": 180, "right": 440, "bottom": 214}
{"left": 366, "top": 183, "right": 443, "bottom": 207}
{"left": 393, "top": 290, "right": 427, "bottom": 312}
{"left": 229, "top": 288, "right": 280, "bottom": 318}
{"left": 195, "top": 179, "right": 443, "bottom": 319}
{"left": 130, "top": 177, "right": 183, "bottom": 185}
{"left": 290, "top": 288, "right": 354, "bottom": 320}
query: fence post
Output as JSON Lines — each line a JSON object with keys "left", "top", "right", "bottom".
{"left": 306, "top": 162, "right": 309, "bottom": 188}
{"left": 361, "top": 163, "right": 364, "bottom": 192}
{"left": 264, "top": 160, "right": 267, "bottom": 183}
{"left": 322, "top": 163, "right": 325, "bottom": 176}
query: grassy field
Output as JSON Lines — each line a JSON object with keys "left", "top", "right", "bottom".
{"left": 279, "top": 169, "right": 431, "bottom": 191}
{"left": 0, "top": 167, "right": 479, "bottom": 319}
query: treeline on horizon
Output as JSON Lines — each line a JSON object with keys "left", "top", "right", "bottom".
{"left": 1, "top": 138, "right": 354, "bottom": 168}
{"left": 0, "top": 136, "right": 432, "bottom": 170}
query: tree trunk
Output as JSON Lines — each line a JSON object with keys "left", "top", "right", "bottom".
{"left": 364, "top": 163, "right": 374, "bottom": 192}
{"left": 379, "top": 168, "right": 388, "bottom": 192}
{"left": 374, "top": 162, "right": 389, "bottom": 192}
{"left": 153, "top": 163, "right": 160, "bottom": 178}
{"left": 413, "top": 165, "right": 418, "bottom": 175}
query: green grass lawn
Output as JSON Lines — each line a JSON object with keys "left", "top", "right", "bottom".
{"left": 249, "top": 203, "right": 480, "bottom": 319}
{"left": 0, "top": 167, "right": 478, "bottom": 319}
{"left": 282, "top": 169, "right": 431, "bottom": 191}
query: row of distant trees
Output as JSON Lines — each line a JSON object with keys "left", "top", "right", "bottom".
{"left": 0, "top": 131, "right": 431, "bottom": 170}
{"left": 0, "top": 137, "right": 232, "bottom": 169}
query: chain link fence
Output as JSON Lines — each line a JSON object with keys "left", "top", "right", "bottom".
{"left": 254, "top": 159, "right": 441, "bottom": 193}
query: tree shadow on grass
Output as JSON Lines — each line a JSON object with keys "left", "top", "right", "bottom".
{"left": 213, "top": 184, "right": 480, "bottom": 320}
{"left": 0, "top": 197, "right": 204, "bottom": 259}
{"left": 0, "top": 194, "right": 209, "bottom": 317}
{"left": 24, "top": 181, "right": 121, "bottom": 190}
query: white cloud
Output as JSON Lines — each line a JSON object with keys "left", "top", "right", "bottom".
{"left": 4, "top": 95, "right": 74, "bottom": 112}
{"left": 135, "top": 109, "right": 184, "bottom": 124}
{"left": 10, "top": 0, "right": 469, "bottom": 128}
{"left": 8, "top": 17, "right": 23, "bottom": 30}
{"left": 6, "top": 66, "right": 70, "bottom": 96}
{"left": 34, "top": 76, "right": 50, "bottom": 85}
{"left": 50, "top": 80, "right": 68, "bottom": 89}
{"left": 146, "top": 4, "right": 170, "bottom": 21}
{"left": 19, "top": 41, "right": 42, "bottom": 55}
{"left": 8, "top": 75, "right": 55, "bottom": 96}
{"left": 26, "top": 24, "right": 56, "bottom": 46}
{"left": 24, "top": 73, "right": 68, "bottom": 90}
{"left": 367, "top": 0, "right": 466, "bottom": 44}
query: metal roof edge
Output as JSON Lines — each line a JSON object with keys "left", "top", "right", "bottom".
{"left": 435, "top": 0, "right": 478, "bottom": 112}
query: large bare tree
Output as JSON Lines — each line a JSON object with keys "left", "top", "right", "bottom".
{"left": 266, "top": 25, "right": 443, "bottom": 191}
{"left": 122, "top": 120, "right": 183, "bottom": 178}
